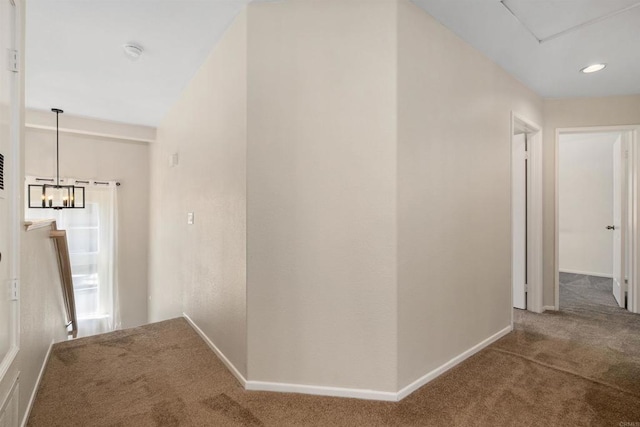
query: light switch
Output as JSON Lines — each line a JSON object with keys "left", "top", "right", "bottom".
{"left": 187, "top": 212, "right": 195, "bottom": 225}
{"left": 169, "top": 153, "right": 179, "bottom": 167}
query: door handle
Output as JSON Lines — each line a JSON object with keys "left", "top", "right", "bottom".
{"left": 606, "top": 225, "right": 616, "bottom": 230}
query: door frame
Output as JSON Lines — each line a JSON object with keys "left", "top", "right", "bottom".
{"left": 555, "top": 125, "right": 640, "bottom": 313}
{"left": 0, "top": 0, "right": 22, "bottom": 384}
{"left": 511, "top": 112, "right": 544, "bottom": 316}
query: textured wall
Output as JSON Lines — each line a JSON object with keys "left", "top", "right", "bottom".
{"left": 15, "top": 227, "right": 68, "bottom": 422}
{"left": 143, "top": 0, "right": 640, "bottom": 397}
{"left": 25, "top": 111, "right": 152, "bottom": 329}
{"left": 543, "top": 95, "right": 640, "bottom": 307}
{"left": 1, "top": 2, "right": 68, "bottom": 422}
{"left": 247, "top": 0, "right": 398, "bottom": 392}
{"left": 149, "top": 11, "right": 247, "bottom": 376}
{"left": 397, "top": 0, "right": 543, "bottom": 389}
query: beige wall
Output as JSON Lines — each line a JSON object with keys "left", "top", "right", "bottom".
{"left": 247, "top": 0, "right": 398, "bottom": 391}
{"left": 25, "top": 110, "right": 152, "bottom": 328}
{"left": 144, "top": 0, "right": 640, "bottom": 397}
{"left": 149, "top": 11, "right": 247, "bottom": 376}
{"left": 6, "top": 227, "right": 68, "bottom": 423}
{"left": 397, "top": 0, "right": 543, "bottom": 388}
{"left": 543, "top": 95, "right": 640, "bottom": 307}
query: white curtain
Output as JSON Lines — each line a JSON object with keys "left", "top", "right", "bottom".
{"left": 25, "top": 176, "right": 120, "bottom": 335}
{"left": 87, "top": 181, "right": 120, "bottom": 331}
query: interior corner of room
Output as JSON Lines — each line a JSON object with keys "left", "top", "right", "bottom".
{"left": 1, "top": 0, "right": 640, "bottom": 425}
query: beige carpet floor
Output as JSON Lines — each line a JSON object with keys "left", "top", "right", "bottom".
{"left": 28, "top": 281, "right": 640, "bottom": 426}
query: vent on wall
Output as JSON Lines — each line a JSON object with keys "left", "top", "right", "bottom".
{"left": 0, "top": 153, "right": 4, "bottom": 191}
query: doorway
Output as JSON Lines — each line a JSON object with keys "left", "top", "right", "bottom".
{"left": 511, "top": 113, "right": 543, "bottom": 314}
{"left": 555, "top": 126, "right": 639, "bottom": 314}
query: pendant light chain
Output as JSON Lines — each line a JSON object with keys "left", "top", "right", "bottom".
{"left": 56, "top": 109, "right": 60, "bottom": 187}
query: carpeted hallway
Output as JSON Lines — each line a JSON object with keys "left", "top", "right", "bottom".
{"left": 28, "top": 278, "right": 640, "bottom": 426}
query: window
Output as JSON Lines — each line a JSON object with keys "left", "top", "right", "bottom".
{"left": 26, "top": 177, "right": 119, "bottom": 337}
{"left": 67, "top": 203, "right": 101, "bottom": 319}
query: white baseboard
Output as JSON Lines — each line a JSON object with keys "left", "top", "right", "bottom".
{"left": 21, "top": 339, "right": 54, "bottom": 427}
{"left": 543, "top": 305, "right": 556, "bottom": 312}
{"left": 246, "top": 325, "right": 513, "bottom": 402}
{"left": 559, "top": 269, "right": 612, "bottom": 279}
{"left": 184, "top": 313, "right": 397, "bottom": 401}
{"left": 245, "top": 380, "right": 397, "bottom": 402}
{"left": 182, "top": 313, "right": 247, "bottom": 387}
{"left": 396, "top": 325, "right": 512, "bottom": 401}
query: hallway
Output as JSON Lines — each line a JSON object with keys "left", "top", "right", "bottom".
{"left": 27, "top": 297, "right": 640, "bottom": 425}
{"left": 559, "top": 272, "right": 624, "bottom": 314}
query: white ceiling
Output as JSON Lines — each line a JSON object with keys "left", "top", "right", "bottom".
{"left": 411, "top": 0, "right": 640, "bottom": 99}
{"left": 26, "top": 1, "right": 640, "bottom": 127}
{"left": 26, "top": 0, "right": 250, "bottom": 127}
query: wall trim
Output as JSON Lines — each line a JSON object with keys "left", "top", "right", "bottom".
{"left": 511, "top": 112, "right": 544, "bottom": 314}
{"left": 246, "top": 325, "right": 513, "bottom": 402}
{"left": 559, "top": 269, "right": 613, "bottom": 279}
{"left": 543, "top": 305, "right": 556, "bottom": 312}
{"left": 0, "top": 347, "right": 19, "bottom": 388}
{"left": 21, "top": 339, "right": 54, "bottom": 427}
{"left": 25, "top": 123, "right": 155, "bottom": 144}
{"left": 0, "top": 372, "right": 18, "bottom": 408}
{"left": 245, "top": 380, "right": 397, "bottom": 402}
{"left": 0, "top": 373, "right": 19, "bottom": 422}
{"left": 182, "top": 313, "right": 247, "bottom": 387}
{"left": 0, "top": 371, "right": 18, "bottom": 426}
{"left": 396, "top": 325, "right": 512, "bottom": 401}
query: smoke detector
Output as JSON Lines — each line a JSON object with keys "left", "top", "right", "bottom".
{"left": 123, "top": 43, "right": 144, "bottom": 60}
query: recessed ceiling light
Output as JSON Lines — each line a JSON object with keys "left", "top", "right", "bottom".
{"left": 123, "top": 43, "right": 144, "bottom": 60}
{"left": 580, "top": 63, "right": 606, "bottom": 74}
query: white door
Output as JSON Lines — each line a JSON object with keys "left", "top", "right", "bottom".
{"left": 512, "top": 133, "right": 527, "bottom": 309}
{"left": 612, "top": 137, "right": 626, "bottom": 307}
{"left": 0, "top": 0, "right": 15, "bottom": 366}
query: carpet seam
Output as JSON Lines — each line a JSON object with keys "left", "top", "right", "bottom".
{"left": 488, "top": 347, "right": 640, "bottom": 399}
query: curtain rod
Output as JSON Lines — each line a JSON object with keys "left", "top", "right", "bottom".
{"left": 33, "top": 177, "right": 121, "bottom": 186}
{"left": 75, "top": 180, "right": 121, "bottom": 186}
{"left": 25, "top": 123, "right": 155, "bottom": 144}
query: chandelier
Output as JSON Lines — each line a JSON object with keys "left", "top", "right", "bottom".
{"left": 27, "top": 108, "right": 85, "bottom": 210}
